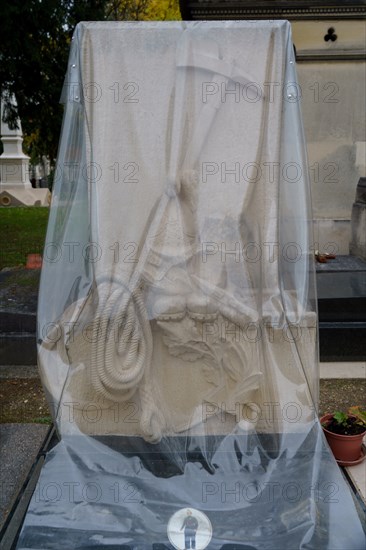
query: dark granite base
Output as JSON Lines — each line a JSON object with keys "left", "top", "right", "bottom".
{"left": 317, "top": 256, "right": 366, "bottom": 361}
{"left": 1, "top": 258, "right": 365, "bottom": 365}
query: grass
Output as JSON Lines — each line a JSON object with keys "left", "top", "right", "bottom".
{"left": 30, "top": 416, "right": 52, "bottom": 424}
{"left": 0, "top": 269, "right": 39, "bottom": 288}
{"left": 0, "top": 207, "right": 49, "bottom": 270}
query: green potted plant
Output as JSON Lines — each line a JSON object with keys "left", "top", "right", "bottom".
{"left": 321, "top": 406, "right": 366, "bottom": 466}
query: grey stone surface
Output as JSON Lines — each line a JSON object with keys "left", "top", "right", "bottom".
{"left": 0, "top": 366, "right": 38, "bottom": 379}
{"left": 0, "top": 424, "right": 48, "bottom": 531}
{"left": 350, "top": 177, "right": 366, "bottom": 261}
{"left": 316, "top": 254, "right": 366, "bottom": 272}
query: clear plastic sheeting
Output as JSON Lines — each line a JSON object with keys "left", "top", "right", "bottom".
{"left": 18, "top": 21, "right": 365, "bottom": 549}
{"left": 298, "top": 61, "right": 366, "bottom": 222}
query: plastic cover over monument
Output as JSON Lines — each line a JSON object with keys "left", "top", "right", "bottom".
{"left": 17, "top": 21, "right": 365, "bottom": 549}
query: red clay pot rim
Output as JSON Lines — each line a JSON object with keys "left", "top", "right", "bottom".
{"left": 320, "top": 414, "right": 366, "bottom": 440}
{"left": 336, "top": 446, "right": 366, "bottom": 467}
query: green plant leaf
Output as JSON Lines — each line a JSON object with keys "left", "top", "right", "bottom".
{"left": 333, "top": 411, "right": 348, "bottom": 425}
{"left": 349, "top": 406, "right": 366, "bottom": 427}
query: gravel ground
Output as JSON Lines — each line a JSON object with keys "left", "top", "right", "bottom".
{"left": 0, "top": 377, "right": 50, "bottom": 424}
{"left": 319, "top": 378, "right": 366, "bottom": 416}
{"left": 0, "top": 366, "right": 364, "bottom": 422}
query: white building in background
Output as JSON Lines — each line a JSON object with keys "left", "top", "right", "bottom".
{"left": 0, "top": 95, "right": 50, "bottom": 206}
{"left": 293, "top": 17, "right": 366, "bottom": 256}
{"left": 180, "top": 0, "right": 366, "bottom": 255}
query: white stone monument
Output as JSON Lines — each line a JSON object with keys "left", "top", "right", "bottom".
{"left": 16, "top": 22, "right": 365, "bottom": 550}
{"left": 0, "top": 95, "right": 50, "bottom": 206}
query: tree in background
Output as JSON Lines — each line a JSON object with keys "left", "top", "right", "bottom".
{"left": 106, "top": 0, "right": 180, "bottom": 21}
{"left": 0, "top": 0, "right": 180, "bottom": 176}
{"left": 0, "top": 1, "right": 108, "bottom": 168}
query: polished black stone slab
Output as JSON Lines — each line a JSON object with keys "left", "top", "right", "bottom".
{"left": 316, "top": 255, "right": 366, "bottom": 361}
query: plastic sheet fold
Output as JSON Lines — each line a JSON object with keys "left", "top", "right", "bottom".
{"left": 18, "top": 21, "right": 366, "bottom": 549}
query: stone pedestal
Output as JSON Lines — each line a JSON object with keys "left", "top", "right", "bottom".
{"left": 350, "top": 177, "right": 366, "bottom": 260}
{"left": 0, "top": 97, "right": 50, "bottom": 206}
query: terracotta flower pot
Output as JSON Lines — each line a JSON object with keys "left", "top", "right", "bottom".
{"left": 26, "top": 253, "right": 42, "bottom": 269}
{"left": 321, "top": 414, "right": 366, "bottom": 464}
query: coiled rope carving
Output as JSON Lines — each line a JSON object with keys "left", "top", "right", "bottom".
{"left": 90, "top": 279, "right": 165, "bottom": 443}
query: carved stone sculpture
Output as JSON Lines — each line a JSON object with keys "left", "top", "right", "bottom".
{"left": 39, "top": 23, "right": 317, "bottom": 443}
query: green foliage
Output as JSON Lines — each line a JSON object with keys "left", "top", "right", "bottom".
{"left": 106, "top": 0, "right": 180, "bottom": 21}
{"left": 0, "top": 1, "right": 109, "bottom": 164}
{"left": 145, "top": 0, "right": 181, "bottom": 20}
{"left": 333, "top": 411, "right": 348, "bottom": 427}
{"left": 31, "top": 416, "right": 53, "bottom": 424}
{"left": 0, "top": 0, "right": 181, "bottom": 168}
{"left": 348, "top": 406, "right": 366, "bottom": 427}
{"left": 330, "top": 407, "right": 366, "bottom": 431}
